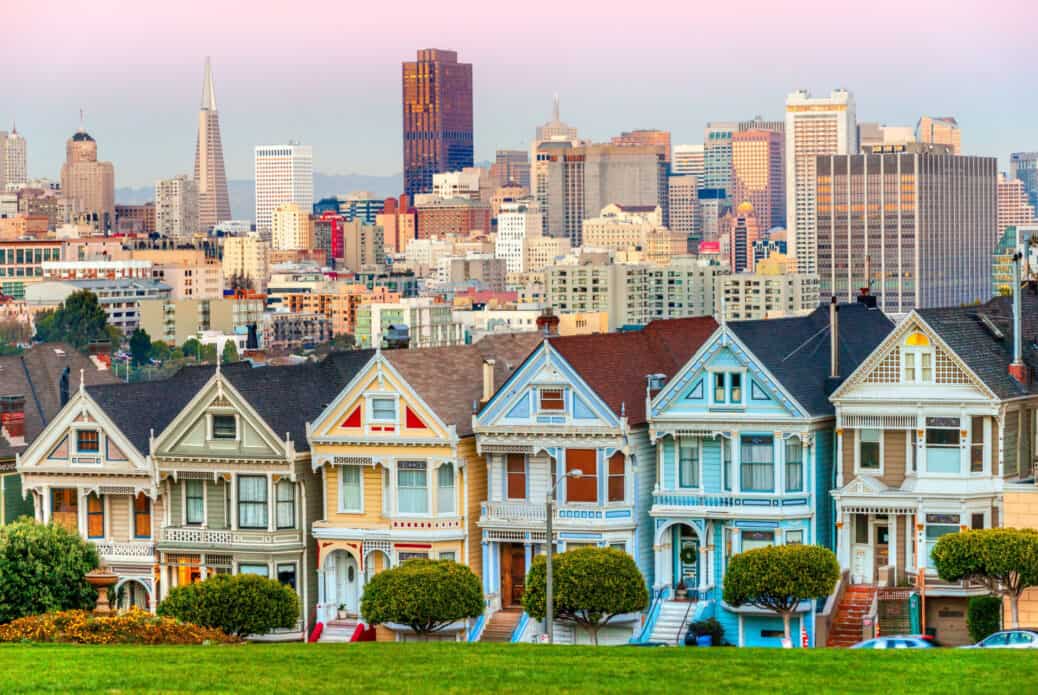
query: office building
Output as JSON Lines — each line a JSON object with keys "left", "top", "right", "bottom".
{"left": 193, "top": 58, "right": 231, "bottom": 231}
{"left": 414, "top": 197, "right": 491, "bottom": 238}
{"left": 139, "top": 295, "right": 264, "bottom": 346}
{"left": 1010, "top": 152, "right": 1038, "bottom": 209}
{"left": 611, "top": 130, "right": 671, "bottom": 162}
{"left": 998, "top": 173, "right": 1037, "bottom": 235}
{"left": 377, "top": 196, "right": 416, "bottom": 253}
{"left": 432, "top": 168, "right": 487, "bottom": 200}
{"left": 340, "top": 220, "right": 385, "bottom": 272}
{"left": 667, "top": 175, "right": 700, "bottom": 241}
{"left": 719, "top": 263, "right": 819, "bottom": 321}
{"left": 60, "top": 127, "right": 115, "bottom": 231}
{"left": 731, "top": 129, "right": 784, "bottom": 231}
{"left": 25, "top": 278, "right": 171, "bottom": 334}
{"left": 155, "top": 175, "right": 199, "bottom": 241}
{"left": 495, "top": 200, "right": 542, "bottom": 274}
{"left": 721, "top": 202, "right": 762, "bottom": 273}
{"left": 312, "top": 192, "right": 385, "bottom": 224}
{"left": 703, "top": 122, "right": 736, "bottom": 194}
{"left": 698, "top": 188, "right": 729, "bottom": 241}
{"left": 115, "top": 203, "right": 155, "bottom": 236}
{"left": 523, "top": 235, "right": 571, "bottom": 273}
{"left": 222, "top": 233, "right": 270, "bottom": 292}
{"left": 858, "top": 123, "right": 915, "bottom": 149}
{"left": 284, "top": 283, "right": 399, "bottom": 336}
{"left": 916, "top": 116, "right": 961, "bottom": 154}
{"left": 672, "top": 144, "right": 705, "bottom": 180}
{"left": 530, "top": 96, "right": 580, "bottom": 196}
{"left": 785, "top": 89, "right": 857, "bottom": 273}
{"left": 737, "top": 116, "right": 784, "bottom": 134}
{"left": 271, "top": 203, "right": 313, "bottom": 251}
{"left": 402, "top": 49, "right": 473, "bottom": 197}
{"left": 817, "top": 144, "right": 996, "bottom": 313}
{"left": 130, "top": 248, "right": 222, "bottom": 301}
{"left": 581, "top": 204, "right": 683, "bottom": 266}
{"left": 254, "top": 143, "right": 313, "bottom": 238}
{"left": 313, "top": 211, "right": 344, "bottom": 264}
{"left": 1, "top": 127, "right": 27, "bottom": 191}
{"left": 443, "top": 254, "right": 507, "bottom": 292}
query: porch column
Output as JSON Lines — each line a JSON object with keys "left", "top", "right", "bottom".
{"left": 77, "top": 489, "right": 87, "bottom": 538}
{"left": 524, "top": 542, "right": 532, "bottom": 571}
{"left": 267, "top": 473, "right": 275, "bottom": 532}
{"left": 888, "top": 512, "right": 897, "bottom": 582}
{"left": 836, "top": 504, "right": 850, "bottom": 570}
{"left": 230, "top": 474, "right": 238, "bottom": 530}
{"left": 697, "top": 542, "right": 709, "bottom": 596}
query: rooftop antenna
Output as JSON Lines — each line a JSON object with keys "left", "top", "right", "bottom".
{"left": 552, "top": 93, "right": 560, "bottom": 122}
{"left": 78, "top": 108, "right": 84, "bottom": 132}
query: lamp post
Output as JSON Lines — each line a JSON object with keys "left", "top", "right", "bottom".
{"left": 546, "top": 469, "right": 582, "bottom": 644}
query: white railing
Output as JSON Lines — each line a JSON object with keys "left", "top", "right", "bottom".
{"left": 159, "top": 527, "right": 304, "bottom": 547}
{"left": 93, "top": 541, "right": 155, "bottom": 562}
{"left": 480, "top": 501, "right": 634, "bottom": 525}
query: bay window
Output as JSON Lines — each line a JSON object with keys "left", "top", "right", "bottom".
{"left": 437, "top": 465, "right": 455, "bottom": 514}
{"left": 398, "top": 461, "right": 428, "bottom": 514}
{"left": 564, "top": 449, "right": 597, "bottom": 503}
{"left": 237, "top": 476, "right": 268, "bottom": 529}
{"left": 925, "top": 513, "right": 960, "bottom": 565}
{"left": 678, "top": 442, "right": 699, "bottom": 488}
{"left": 740, "top": 435, "right": 774, "bottom": 492}
{"left": 339, "top": 466, "right": 362, "bottom": 512}
{"left": 276, "top": 480, "right": 295, "bottom": 529}
{"left": 185, "top": 479, "right": 204, "bottom": 525}
{"left": 785, "top": 440, "right": 804, "bottom": 492}
{"left": 925, "top": 417, "right": 960, "bottom": 474}
{"left": 607, "top": 452, "right": 625, "bottom": 502}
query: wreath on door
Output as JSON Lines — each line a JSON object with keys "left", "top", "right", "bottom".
{"left": 680, "top": 546, "right": 698, "bottom": 565}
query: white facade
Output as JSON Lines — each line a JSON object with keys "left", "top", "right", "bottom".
{"left": 495, "top": 200, "right": 542, "bottom": 274}
{"left": 672, "top": 144, "right": 705, "bottom": 180}
{"left": 668, "top": 175, "right": 700, "bottom": 238}
{"left": 271, "top": 203, "right": 312, "bottom": 251}
{"left": 784, "top": 89, "right": 856, "bottom": 274}
{"left": 432, "top": 168, "right": 483, "bottom": 200}
{"left": 155, "top": 175, "right": 199, "bottom": 241}
{"left": 2, "top": 129, "right": 27, "bottom": 190}
{"left": 254, "top": 144, "right": 314, "bottom": 238}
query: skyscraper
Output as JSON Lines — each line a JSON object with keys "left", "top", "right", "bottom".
{"left": 703, "top": 122, "right": 736, "bottom": 193}
{"left": 731, "top": 129, "right": 784, "bottom": 231}
{"left": 531, "top": 96, "right": 580, "bottom": 201}
{"left": 402, "top": 49, "right": 473, "bottom": 197}
{"left": 916, "top": 116, "right": 961, "bottom": 154}
{"left": 667, "top": 175, "right": 700, "bottom": 241}
{"left": 155, "top": 175, "right": 199, "bottom": 241}
{"left": 817, "top": 144, "right": 996, "bottom": 313}
{"left": 785, "top": 88, "right": 856, "bottom": 273}
{"left": 1, "top": 127, "right": 27, "bottom": 190}
{"left": 672, "top": 144, "right": 705, "bottom": 181}
{"left": 193, "top": 58, "right": 231, "bottom": 232}
{"left": 610, "top": 130, "right": 671, "bottom": 162}
{"left": 60, "top": 126, "right": 115, "bottom": 230}
{"left": 997, "top": 172, "right": 1037, "bottom": 235}
{"left": 1010, "top": 152, "right": 1038, "bottom": 209}
{"left": 254, "top": 144, "right": 313, "bottom": 238}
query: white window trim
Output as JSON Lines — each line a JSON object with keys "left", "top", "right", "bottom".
{"left": 855, "top": 428, "right": 884, "bottom": 476}
{"left": 901, "top": 346, "right": 934, "bottom": 384}
{"left": 396, "top": 460, "right": 432, "bottom": 517}
{"left": 436, "top": 463, "right": 457, "bottom": 515}
{"left": 536, "top": 386, "right": 567, "bottom": 415}
{"left": 677, "top": 439, "right": 702, "bottom": 490}
{"left": 968, "top": 415, "right": 991, "bottom": 477}
{"left": 920, "top": 416, "right": 965, "bottom": 478}
{"left": 338, "top": 465, "right": 365, "bottom": 514}
{"left": 365, "top": 392, "right": 399, "bottom": 426}
{"left": 707, "top": 369, "right": 747, "bottom": 408}
{"left": 784, "top": 528, "right": 805, "bottom": 545}
{"left": 70, "top": 425, "right": 103, "bottom": 460}
{"left": 505, "top": 454, "right": 527, "bottom": 502}
{"left": 207, "top": 411, "right": 241, "bottom": 443}
{"left": 183, "top": 478, "right": 207, "bottom": 527}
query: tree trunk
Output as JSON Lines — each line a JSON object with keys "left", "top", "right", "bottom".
{"left": 1010, "top": 593, "right": 1020, "bottom": 629}
{"left": 589, "top": 623, "right": 600, "bottom": 646}
{"left": 782, "top": 612, "right": 792, "bottom": 644}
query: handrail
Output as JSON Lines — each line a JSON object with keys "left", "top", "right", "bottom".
{"left": 510, "top": 612, "right": 531, "bottom": 643}
{"left": 467, "top": 613, "right": 487, "bottom": 643}
{"left": 676, "top": 596, "right": 696, "bottom": 646}
{"left": 631, "top": 586, "right": 666, "bottom": 643}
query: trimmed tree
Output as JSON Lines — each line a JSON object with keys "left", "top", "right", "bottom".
{"left": 932, "top": 528, "right": 1038, "bottom": 628}
{"left": 129, "top": 328, "right": 152, "bottom": 366}
{"left": 34, "top": 290, "right": 109, "bottom": 348}
{"left": 522, "top": 547, "right": 648, "bottom": 645}
{"left": 0, "top": 519, "right": 99, "bottom": 623}
{"left": 157, "top": 573, "right": 299, "bottom": 637}
{"left": 361, "top": 558, "right": 482, "bottom": 636}
{"left": 221, "top": 340, "right": 239, "bottom": 364}
{"left": 723, "top": 544, "right": 839, "bottom": 644}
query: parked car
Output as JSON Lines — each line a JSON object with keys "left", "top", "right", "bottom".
{"left": 961, "top": 629, "right": 1038, "bottom": 649}
{"left": 851, "top": 635, "right": 939, "bottom": 649}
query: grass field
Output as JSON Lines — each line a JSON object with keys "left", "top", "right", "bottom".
{"left": 1, "top": 642, "right": 1034, "bottom": 694}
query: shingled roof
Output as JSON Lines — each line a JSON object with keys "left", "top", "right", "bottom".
{"left": 918, "top": 291, "right": 1038, "bottom": 399}
{"left": 548, "top": 316, "right": 719, "bottom": 425}
{"left": 383, "top": 333, "right": 540, "bottom": 437}
{"left": 729, "top": 303, "right": 895, "bottom": 416}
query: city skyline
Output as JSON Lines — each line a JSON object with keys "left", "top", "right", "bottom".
{"left": 3, "top": 1, "right": 1036, "bottom": 188}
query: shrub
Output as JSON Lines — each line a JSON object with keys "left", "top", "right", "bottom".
{"left": 967, "top": 595, "right": 1003, "bottom": 643}
{"left": 361, "top": 558, "right": 482, "bottom": 635}
{"left": 687, "top": 617, "right": 725, "bottom": 646}
{"left": 0, "top": 519, "right": 99, "bottom": 623}
{"left": 157, "top": 573, "right": 299, "bottom": 638}
{"left": 0, "top": 609, "right": 236, "bottom": 644}
{"left": 523, "top": 547, "right": 649, "bottom": 645}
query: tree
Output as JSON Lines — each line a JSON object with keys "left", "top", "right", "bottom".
{"left": 149, "top": 340, "right": 173, "bottom": 362}
{"left": 723, "top": 544, "right": 839, "bottom": 643}
{"left": 129, "top": 328, "right": 152, "bottom": 366}
{"left": 33, "top": 290, "right": 109, "bottom": 348}
{"left": 0, "top": 519, "right": 99, "bottom": 623}
{"left": 361, "top": 558, "right": 482, "bottom": 636}
{"left": 157, "top": 573, "right": 299, "bottom": 638}
{"left": 967, "top": 595, "right": 1003, "bottom": 642}
{"left": 0, "top": 319, "right": 31, "bottom": 349}
{"left": 932, "top": 528, "right": 1038, "bottom": 628}
{"left": 182, "top": 337, "right": 202, "bottom": 360}
{"left": 221, "top": 340, "right": 239, "bottom": 364}
{"left": 522, "top": 547, "right": 648, "bottom": 645}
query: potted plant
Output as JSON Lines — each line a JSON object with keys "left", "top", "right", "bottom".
{"left": 337, "top": 604, "right": 348, "bottom": 620}
{"left": 685, "top": 618, "right": 724, "bottom": 647}
{"left": 674, "top": 581, "right": 687, "bottom": 600}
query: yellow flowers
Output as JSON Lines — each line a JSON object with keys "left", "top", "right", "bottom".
{"left": 0, "top": 608, "right": 239, "bottom": 644}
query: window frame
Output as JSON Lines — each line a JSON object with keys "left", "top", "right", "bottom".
{"left": 924, "top": 417, "right": 962, "bottom": 475}
{"left": 276, "top": 479, "right": 295, "bottom": 529}
{"left": 86, "top": 493, "right": 105, "bottom": 539}
{"left": 184, "top": 479, "right": 205, "bottom": 526}
{"left": 709, "top": 371, "right": 746, "bottom": 407}
{"left": 237, "top": 475, "right": 269, "bottom": 529}
{"left": 538, "top": 388, "right": 565, "bottom": 412}
{"left": 740, "top": 435, "right": 775, "bottom": 493}
{"left": 678, "top": 441, "right": 700, "bottom": 489}
{"left": 564, "top": 449, "right": 598, "bottom": 504}
{"left": 210, "top": 413, "right": 238, "bottom": 441}
{"left": 856, "top": 429, "right": 883, "bottom": 474}
{"left": 397, "top": 460, "right": 429, "bottom": 515}
{"left": 276, "top": 562, "right": 298, "bottom": 591}
{"left": 238, "top": 563, "right": 269, "bottom": 577}
{"left": 436, "top": 464, "right": 456, "bottom": 515}
{"left": 133, "top": 493, "right": 152, "bottom": 539}
{"left": 368, "top": 395, "right": 398, "bottom": 424}
{"left": 970, "top": 416, "right": 987, "bottom": 475}
{"left": 338, "top": 465, "right": 363, "bottom": 513}
{"left": 76, "top": 429, "right": 100, "bottom": 454}
{"left": 785, "top": 438, "right": 805, "bottom": 492}
{"left": 506, "top": 453, "right": 527, "bottom": 501}
{"left": 607, "top": 452, "right": 625, "bottom": 502}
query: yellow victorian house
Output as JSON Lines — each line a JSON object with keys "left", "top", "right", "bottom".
{"left": 306, "top": 334, "right": 538, "bottom": 641}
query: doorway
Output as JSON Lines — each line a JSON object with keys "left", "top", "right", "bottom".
{"left": 672, "top": 525, "right": 699, "bottom": 589}
{"left": 325, "top": 550, "right": 359, "bottom": 618}
{"left": 500, "top": 543, "right": 526, "bottom": 607}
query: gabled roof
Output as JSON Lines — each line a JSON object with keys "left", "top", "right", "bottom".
{"left": 728, "top": 303, "right": 894, "bottom": 416}
{"left": 548, "top": 316, "right": 718, "bottom": 425}
{"left": 917, "top": 291, "right": 1038, "bottom": 399}
{"left": 382, "top": 333, "right": 540, "bottom": 437}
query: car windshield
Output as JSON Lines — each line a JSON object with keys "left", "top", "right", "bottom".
{"left": 983, "top": 633, "right": 1009, "bottom": 646}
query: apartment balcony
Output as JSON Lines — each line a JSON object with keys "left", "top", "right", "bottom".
{"left": 651, "top": 490, "right": 811, "bottom": 518}
{"left": 478, "top": 500, "right": 635, "bottom": 530}
{"left": 93, "top": 541, "right": 155, "bottom": 565}
{"left": 157, "top": 526, "right": 304, "bottom": 551}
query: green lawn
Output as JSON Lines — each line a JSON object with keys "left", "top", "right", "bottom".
{"left": 0, "top": 642, "right": 1035, "bottom": 694}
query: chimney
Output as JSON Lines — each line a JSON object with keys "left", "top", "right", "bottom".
{"left": 1009, "top": 251, "right": 1029, "bottom": 385}
{"left": 536, "top": 307, "right": 560, "bottom": 336}
{"left": 829, "top": 297, "right": 839, "bottom": 379}
{"left": 0, "top": 394, "right": 26, "bottom": 444}
{"left": 482, "top": 358, "right": 496, "bottom": 403}
{"left": 59, "top": 366, "right": 70, "bottom": 407}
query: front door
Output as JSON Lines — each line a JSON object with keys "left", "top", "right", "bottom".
{"left": 510, "top": 547, "right": 526, "bottom": 605}
{"left": 851, "top": 513, "right": 874, "bottom": 584}
{"left": 875, "top": 524, "right": 890, "bottom": 577}
{"left": 674, "top": 526, "right": 698, "bottom": 590}
{"left": 327, "top": 552, "right": 359, "bottom": 618}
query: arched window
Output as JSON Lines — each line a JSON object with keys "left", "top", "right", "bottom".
{"left": 902, "top": 331, "right": 934, "bottom": 383}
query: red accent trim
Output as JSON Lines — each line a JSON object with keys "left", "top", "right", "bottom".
{"left": 394, "top": 542, "right": 432, "bottom": 549}
{"left": 308, "top": 622, "right": 324, "bottom": 643}
{"left": 342, "top": 405, "right": 362, "bottom": 429}
{"left": 405, "top": 407, "right": 427, "bottom": 429}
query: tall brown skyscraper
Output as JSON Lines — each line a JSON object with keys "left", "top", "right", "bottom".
{"left": 193, "top": 57, "right": 231, "bottom": 231}
{"left": 402, "top": 49, "right": 473, "bottom": 197}
{"left": 60, "top": 127, "right": 115, "bottom": 230}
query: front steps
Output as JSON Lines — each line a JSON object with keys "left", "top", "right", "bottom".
{"left": 650, "top": 600, "right": 697, "bottom": 645}
{"left": 828, "top": 585, "right": 876, "bottom": 647}
{"left": 319, "top": 618, "right": 360, "bottom": 642}
{"left": 480, "top": 608, "right": 522, "bottom": 642}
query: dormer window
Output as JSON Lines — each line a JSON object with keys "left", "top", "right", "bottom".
{"left": 902, "top": 332, "right": 934, "bottom": 383}
{"left": 212, "top": 414, "right": 237, "bottom": 440}
{"left": 77, "top": 430, "right": 99, "bottom": 453}
{"left": 539, "top": 388, "right": 565, "bottom": 412}
{"left": 370, "top": 397, "right": 397, "bottom": 423}
{"left": 711, "top": 372, "right": 743, "bottom": 406}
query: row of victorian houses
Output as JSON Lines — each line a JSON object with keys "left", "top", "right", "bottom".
{"left": 1, "top": 288, "right": 1036, "bottom": 646}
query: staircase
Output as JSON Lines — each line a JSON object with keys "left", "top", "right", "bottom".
{"left": 827, "top": 585, "right": 876, "bottom": 647}
{"left": 650, "top": 600, "right": 696, "bottom": 645}
{"left": 319, "top": 618, "right": 360, "bottom": 643}
{"left": 480, "top": 608, "right": 522, "bottom": 642}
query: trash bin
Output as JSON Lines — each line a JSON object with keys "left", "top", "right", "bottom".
{"left": 696, "top": 635, "right": 712, "bottom": 647}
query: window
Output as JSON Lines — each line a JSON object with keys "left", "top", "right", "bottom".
{"left": 981, "top": 632, "right": 1009, "bottom": 647}
{"left": 859, "top": 429, "right": 881, "bottom": 471}
{"left": 785, "top": 529, "right": 804, "bottom": 545}
{"left": 722, "top": 439, "right": 732, "bottom": 491}
{"left": 506, "top": 454, "right": 526, "bottom": 500}
{"left": 276, "top": 480, "right": 295, "bottom": 529}
{"left": 398, "top": 461, "right": 428, "bottom": 514}
{"left": 925, "top": 513, "right": 960, "bottom": 565}
{"left": 185, "top": 479, "right": 204, "bottom": 525}
{"left": 854, "top": 514, "right": 869, "bottom": 544}
{"left": 1010, "top": 631, "right": 1036, "bottom": 646}
{"left": 971, "top": 513, "right": 985, "bottom": 530}
{"left": 902, "top": 333, "right": 934, "bottom": 383}
{"left": 730, "top": 373, "right": 742, "bottom": 402}
{"left": 439, "top": 551, "right": 456, "bottom": 562}
{"left": 238, "top": 476, "right": 268, "bottom": 529}
{"left": 133, "top": 493, "right": 151, "bottom": 539}
{"left": 713, "top": 373, "right": 725, "bottom": 402}
{"left": 239, "top": 564, "right": 269, "bottom": 577}
{"left": 437, "top": 465, "right": 455, "bottom": 514}
{"left": 741, "top": 530, "right": 774, "bottom": 553}
{"left": 926, "top": 417, "right": 961, "bottom": 474}
{"left": 370, "top": 397, "right": 396, "bottom": 422}
{"left": 785, "top": 440, "right": 804, "bottom": 492}
{"left": 77, "top": 429, "right": 99, "bottom": 453}
{"left": 608, "top": 452, "right": 625, "bottom": 502}
{"left": 564, "top": 449, "right": 597, "bottom": 503}
{"left": 86, "top": 493, "right": 104, "bottom": 539}
{"left": 678, "top": 443, "right": 699, "bottom": 488}
{"left": 712, "top": 372, "right": 743, "bottom": 405}
{"left": 740, "top": 435, "right": 774, "bottom": 492}
{"left": 539, "top": 388, "right": 564, "bottom": 411}
{"left": 970, "top": 416, "right": 985, "bottom": 473}
{"left": 277, "top": 563, "right": 297, "bottom": 591}
{"left": 339, "top": 466, "right": 362, "bottom": 512}
{"left": 399, "top": 551, "right": 428, "bottom": 562}
{"left": 212, "top": 414, "right": 236, "bottom": 440}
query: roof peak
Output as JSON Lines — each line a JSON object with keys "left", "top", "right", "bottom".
{"left": 201, "top": 57, "right": 217, "bottom": 111}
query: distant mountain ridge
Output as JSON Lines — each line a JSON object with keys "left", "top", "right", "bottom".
{"left": 116, "top": 172, "right": 403, "bottom": 220}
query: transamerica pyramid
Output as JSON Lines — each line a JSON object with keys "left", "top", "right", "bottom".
{"left": 193, "top": 57, "right": 231, "bottom": 231}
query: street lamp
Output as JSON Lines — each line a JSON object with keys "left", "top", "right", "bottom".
{"left": 546, "top": 469, "right": 582, "bottom": 645}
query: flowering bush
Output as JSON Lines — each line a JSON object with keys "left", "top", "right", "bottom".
{"left": 0, "top": 609, "right": 238, "bottom": 644}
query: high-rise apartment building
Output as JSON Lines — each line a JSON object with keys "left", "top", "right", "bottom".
{"left": 916, "top": 116, "right": 961, "bottom": 154}
{"left": 1010, "top": 152, "right": 1038, "bottom": 209}
{"left": 60, "top": 128, "right": 115, "bottom": 230}
{"left": 254, "top": 143, "right": 313, "bottom": 238}
{"left": 611, "top": 130, "right": 671, "bottom": 162}
{"left": 377, "top": 196, "right": 417, "bottom": 253}
{"left": 667, "top": 175, "right": 700, "bottom": 241}
{"left": 402, "top": 49, "right": 473, "bottom": 197}
{"left": 193, "top": 58, "right": 231, "bottom": 232}
{"left": 222, "top": 233, "right": 270, "bottom": 292}
{"left": 785, "top": 88, "right": 856, "bottom": 274}
{"left": 731, "top": 129, "right": 784, "bottom": 231}
{"left": 672, "top": 144, "right": 705, "bottom": 181}
{"left": 703, "top": 122, "right": 736, "bottom": 193}
{"left": 341, "top": 220, "right": 385, "bottom": 273}
{"left": 997, "top": 173, "right": 1037, "bottom": 235}
{"left": 271, "top": 202, "right": 314, "bottom": 251}
{"left": 495, "top": 200, "right": 542, "bottom": 274}
{"left": 154, "top": 175, "right": 199, "bottom": 241}
{"left": 817, "top": 144, "right": 996, "bottom": 314}
{"left": 1, "top": 128, "right": 27, "bottom": 191}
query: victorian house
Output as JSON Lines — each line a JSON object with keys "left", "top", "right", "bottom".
{"left": 646, "top": 302, "right": 892, "bottom": 646}
{"left": 472, "top": 317, "right": 717, "bottom": 644}
{"left": 306, "top": 334, "right": 537, "bottom": 641}
{"left": 830, "top": 292, "right": 1037, "bottom": 644}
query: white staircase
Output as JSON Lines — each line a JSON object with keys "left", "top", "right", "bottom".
{"left": 319, "top": 618, "right": 359, "bottom": 643}
{"left": 650, "top": 600, "right": 696, "bottom": 645}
